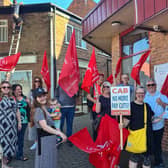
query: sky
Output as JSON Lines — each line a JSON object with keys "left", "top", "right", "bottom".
{"left": 19, "top": 0, "right": 100, "bottom": 9}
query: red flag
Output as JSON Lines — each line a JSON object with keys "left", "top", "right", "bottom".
{"left": 161, "top": 74, "right": 168, "bottom": 97}
{"left": 69, "top": 115, "right": 129, "bottom": 168}
{"left": 41, "top": 51, "right": 51, "bottom": 91}
{"left": 81, "top": 48, "right": 99, "bottom": 93}
{"left": 0, "top": 53, "right": 21, "bottom": 71}
{"left": 131, "top": 50, "right": 151, "bottom": 85}
{"left": 107, "top": 74, "right": 113, "bottom": 84}
{"left": 115, "top": 57, "right": 122, "bottom": 78}
{"left": 58, "top": 30, "right": 80, "bottom": 97}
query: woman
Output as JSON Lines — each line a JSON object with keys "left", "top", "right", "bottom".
{"left": 122, "top": 87, "right": 154, "bottom": 168}
{"left": 0, "top": 81, "right": 21, "bottom": 168}
{"left": 96, "top": 81, "right": 112, "bottom": 117}
{"left": 28, "top": 76, "right": 43, "bottom": 150}
{"left": 12, "top": 84, "right": 30, "bottom": 161}
{"left": 32, "top": 87, "right": 66, "bottom": 168}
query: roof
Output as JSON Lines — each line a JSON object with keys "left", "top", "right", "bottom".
{"left": 0, "top": 3, "right": 82, "bottom": 21}
{"left": 68, "top": 0, "right": 96, "bottom": 18}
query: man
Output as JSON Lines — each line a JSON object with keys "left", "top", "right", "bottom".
{"left": 87, "top": 73, "right": 104, "bottom": 140}
{"left": 55, "top": 86, "right": 76, "bottom": 146}
{"left": 118, "top": 73, "right": 134, "bottom": 101}
{"left": 12, "top": 0, "right": 23, "bottom": 33}
{"left": 144, "top": 79, "right": 168, "bottom": 168}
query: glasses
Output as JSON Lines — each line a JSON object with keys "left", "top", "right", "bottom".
{"left": 1, "top": 86, "right": 11, "bottom": 89}
{"left": 103, "top": 86, "right": 110, "bottom": 88}
{"left": 147, "top": 84, "right": 156, "bottom": 87}
{"left": 136, "top": 92, "right": 145, "bottom": 95}
{"left": 34, "top": 80, "right": 40, "bottom": 83}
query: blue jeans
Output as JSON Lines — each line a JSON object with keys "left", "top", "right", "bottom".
{"left": 16, "top": 123, "right": 28, "bottom": 159}
{"left": 60, "top": 107, "right": 75, "bottom": 137}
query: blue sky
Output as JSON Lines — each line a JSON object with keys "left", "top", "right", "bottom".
{"left": 19, "top": 0, "right": 100, "bottom": 9}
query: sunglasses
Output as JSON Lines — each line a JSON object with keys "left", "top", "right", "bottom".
{"left": 1, "top": 86, "right": 11, "bottom": 89}
{"left": 34, "top": 80, "right": 40, "bottom": 83}
{"left": 103, "top": 86, "right": 110, "bottom": 88}
{"left": 147, "top": 84, "right": 156, "bottom": 87}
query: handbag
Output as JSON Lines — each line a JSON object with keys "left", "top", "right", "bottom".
{"left": 126, "top": 104, "right": 147, "bottom": 153}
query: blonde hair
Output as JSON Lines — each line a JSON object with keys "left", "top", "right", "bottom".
{"left": 101, "top": 81, "right": 111, "bottom": 93}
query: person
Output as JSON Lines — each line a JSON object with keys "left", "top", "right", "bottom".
{"left": 55, "top": 85, "right": 76, "bottom": 146}
{"left": 87, "top": 73, "right": 104, "bottom": 140}
{"left": 47, "top": 98, "right": 61, "bottom": 129}
{"left": 144, "top": 79, "right": 168, "bottom": 168}
{"left": 12, "top": 84, "right": 30, "bottom": 161}
{"left": 96, "top": 81, "right": 113, "bottom": 117}
{"left": 28, "top": 76, "right": 44, "bottom": 150}
{"left": 121, "top": 86, "right": 154, "bottom": 168}
{"left": 118, "top": 73, "right": 134, "bottom": 101}
{"left": 0, "top": 81, "right": 21, "bottom": 168}
{"left": 12, "top": 0, "right": 23, "bottom": 33}
{"left": 32, "top": 87, "right": 66, "bottom": 168}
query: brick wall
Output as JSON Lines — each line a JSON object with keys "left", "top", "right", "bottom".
{"left": 149, "top": 32, "right": 168, "bottom": 151}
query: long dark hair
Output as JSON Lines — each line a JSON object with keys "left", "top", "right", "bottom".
{"left": 12, "top": 84, "right": 25, "bottom": 97}
{"left": 32, "top": 76, "right": 43, "bottom": 90}
{"left": 30, "top": 95, "right": 47, "bottom": 127}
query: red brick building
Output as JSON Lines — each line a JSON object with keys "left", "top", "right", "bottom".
{"left": 0, "top": 2, "right": 111, "bottom": 111}
{"left": 82, "top": 0, "right": 168, "bottom": 151}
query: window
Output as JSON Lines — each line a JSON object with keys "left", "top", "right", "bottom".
{"left": 0, "top": 20, "right": 8, "bottom": 43}
{"left": 0, "top": 70, "right": 32, "bottom": 96}
{"left": 66, "top": 24, "right": 86, "bottom": 49}
{"left": 121, "top": 29, "right": 150, "bottom": 86}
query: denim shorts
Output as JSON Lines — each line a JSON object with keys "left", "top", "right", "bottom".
{"left": 130, "top": 153, "right": 151, "bottom": 166}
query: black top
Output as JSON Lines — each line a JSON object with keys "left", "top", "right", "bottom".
{"left": 126, "top": 102, "right": 154, "bottom": 130}
{"left": 99, "top": 95, "right": 111, "bottom": 117}
{"left": 125, "top": 101, "right": 154, "bottom": 154}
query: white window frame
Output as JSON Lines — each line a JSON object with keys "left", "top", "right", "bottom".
{"left": 65, "top": 24, "right": 87, "bottom": 50}
{"left": 0, "top": 19, "right": 8, "bottom": 43}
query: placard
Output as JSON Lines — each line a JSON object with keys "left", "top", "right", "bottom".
{"left": 111, "top": 86, "right": 130, "bottom": 116}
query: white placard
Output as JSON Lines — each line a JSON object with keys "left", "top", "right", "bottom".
{"left": 111, "top": 86, "right": 130, "bottom": 116}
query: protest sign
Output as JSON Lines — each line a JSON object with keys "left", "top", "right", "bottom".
{"left": 111, "top": 86, "right": 131, "bottom": 150}
{"left": 111, "top": 86, "right": 131, "bottom": 116}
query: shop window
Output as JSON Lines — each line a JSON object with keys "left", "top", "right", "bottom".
{"left": 121, "top": 29, "right": 150, "bottom": 86}
{"left": 0, "top": 20, "right": 8, "bottom": 43}
{"left": 65, "top": 24, "right": 86, "bottom": 49}
{"left": 0, "top": 70, "right": 32, "bottom": 96}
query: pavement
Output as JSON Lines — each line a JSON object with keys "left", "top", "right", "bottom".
{"left": 4, "top": 112, "right": 168, "bottom": 168}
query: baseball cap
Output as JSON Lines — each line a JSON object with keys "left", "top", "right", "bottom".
{"left": 33, "top": 88, "right": 47, "bottom": 98}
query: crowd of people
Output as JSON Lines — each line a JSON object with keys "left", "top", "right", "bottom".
{"left": 0, "top": 73, "right": 168, "bottom": 168}
{"left": 88, "top": 73, "right": 168, "bottom": 168}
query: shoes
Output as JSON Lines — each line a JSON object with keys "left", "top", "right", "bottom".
{"left": 16, "top": 156, "right": 28, "bottom": 161}
{"left": 30, "top": 142, "right": 37, "bottom": 150}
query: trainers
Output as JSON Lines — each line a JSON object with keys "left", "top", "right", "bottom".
{"left": 30, "top": 142, "right": 37, "bottom": 150}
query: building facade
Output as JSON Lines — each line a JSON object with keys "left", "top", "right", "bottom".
{"left": 0, "top": 3, "right": 111, "bottom": 110}
{"left": 82, "top": 0, "right": 168, "bottom": 151}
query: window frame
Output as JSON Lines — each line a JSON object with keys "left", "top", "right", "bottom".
{"left": 65, "top": 24, "right": 87, "bottom": 50}
{"left": 119, "top": 27, "right": 151, "bottom": 85}
{"left": 0, "top": 19, "right": 8, "bottom": 43}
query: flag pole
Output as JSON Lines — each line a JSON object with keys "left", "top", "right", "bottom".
{"left": 120, "top": 114, "right": 123, "bottom": 150}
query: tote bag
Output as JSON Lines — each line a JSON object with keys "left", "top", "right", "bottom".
{"left": 126, "top": 104, "right": 147, "bottom": 153}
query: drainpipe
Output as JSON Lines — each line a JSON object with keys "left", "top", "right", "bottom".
{"left": 49, "top": 7, "right": 54, "bottom": 98}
